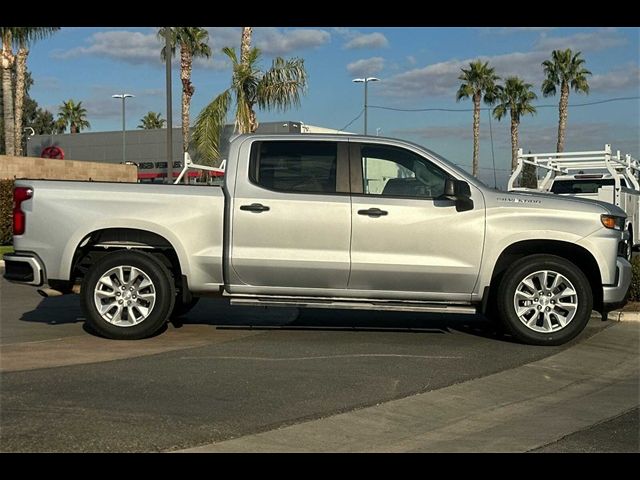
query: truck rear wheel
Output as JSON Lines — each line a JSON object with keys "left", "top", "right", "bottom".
{"left": 81, "top": 250, "right": 175, "bottom": 340}
{"left": 496, "top": 254, "right": 593, "bottom": 346}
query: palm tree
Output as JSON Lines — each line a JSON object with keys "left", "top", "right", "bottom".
{"left": 159, "top": 27, "right": 211, "bottom": 153}
{"left": 57, "top": 99, "right": 90, "bottom": 134}
{"left": 1, "top": 28, "right": 16, "bottom": 155}
{"left": 13, "top": 28, "right": 59, "bottom": 155}
{"left": 241, "top": 27, "right": 252, "bottom": 64}
{"left": 542, "top": 49, "right": 591, "bottom": 152}
{"left": 138, "top": 111, "right": 166, "bottom": 129}
{"left": 456, "top": 61, "right": 500, "bottom": 177}
{"left": 193, "top": 46, "right": 307, "bottom": 161}
{"left": 493, "top": 76, "right": 537, "bottom": 173}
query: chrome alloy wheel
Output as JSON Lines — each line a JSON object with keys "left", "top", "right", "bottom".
{"left": 93, "top": 265, "right": 156, "bottom": 327}
{"left": 513, "top": 270, "right": 578, "bottom": 333}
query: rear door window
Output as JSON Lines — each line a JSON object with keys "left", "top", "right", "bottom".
{"left": 250, "top": 141, "right": 338, "bottom": 194}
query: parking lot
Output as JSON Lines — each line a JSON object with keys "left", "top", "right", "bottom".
{"left": 1, "top": 275, "right": 638, "bottom": 452}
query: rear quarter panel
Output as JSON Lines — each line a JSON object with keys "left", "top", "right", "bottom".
{"left": 13, "top": 180, "right": 225, "bottom": 292}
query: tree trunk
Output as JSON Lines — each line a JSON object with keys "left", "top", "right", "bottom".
{"left": 241, "top": 27, "right": 252, "bottom": 65}
{"left": 71, "top": 123, "right": 77, "bottom": 134}
{"left": 14, "top": 46, "right": 28, "bottom": 156}
{"left": 180, "top": 45, "right": 193, "bottom": 154}
{"left": 240, "top": 27, "right": 256, "bottom": 133}
{"left": 1, "top": 33, "right": 15, "bottom": 156}
{"left": 556, "top": 81, "right": 569, "bottom": 153}
{"left": 248, "top": 107, "right": 258, "bottom": 133}
{"left": 510, "top": 113, "right": 519, "bottom": 174}
{"left": 472, "top": 93, "right": 480, "bottom": 177}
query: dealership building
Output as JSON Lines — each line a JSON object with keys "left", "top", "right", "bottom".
{"left": 27, "top": 121, "right": 345, "bottom": 183}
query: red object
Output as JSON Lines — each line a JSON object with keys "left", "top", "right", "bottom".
{"left": 41, "top": 146, "right": 65, "bottom": 159}
{"left": 13, "top": 187, "right": 33, "bottom": 236}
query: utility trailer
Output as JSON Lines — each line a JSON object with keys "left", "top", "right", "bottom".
{"left": 508, "top": 144, "right": 640, "bottom": 256}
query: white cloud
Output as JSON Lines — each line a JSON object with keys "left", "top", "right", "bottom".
{"left": 54, "top": 28, "right": 231, "bottom": 71}
{"left": 385, "top": 27, "right": 632, "bottom": 100}
{"left": 347, "top": 57, "right": 385, "bottom": 77}
{"left": 590, "top": 65, "right": 640, "bottom": 93}
{"left": 334, "top": 28, "right": 389, "bottom": 50}
{"left": 54, "top": 27, "right": 331, "bottom": 72}
{"left": 344, "top": 32, "right": 389, "bottom": 50}
{"left": 534, "top": 28, "right": 627, "bottom": 53}
{"left": 383, "top": 51, "right": 549, "bottom": 99}
{"left": 54, "top": 30, "right": 163, "bottom": 65}
{"left": 255, "top": 28, "right": 330, "bottom": 55}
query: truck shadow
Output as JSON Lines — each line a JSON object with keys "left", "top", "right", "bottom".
{"left": 19, "top": 295, "right": 510, "bottom": 342}
{"left": 19, "top": 294, "right": 84, "bottom": 325}
{"left": 176, "top": 298, "right": 509, "bottom": 342}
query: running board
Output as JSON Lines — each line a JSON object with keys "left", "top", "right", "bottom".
{"left": 230, "top": 298, "right": 477, "bottom": 314}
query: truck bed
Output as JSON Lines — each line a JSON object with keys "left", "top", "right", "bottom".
{"left": 12, "top": 180, "right": 226, "bottom": 292}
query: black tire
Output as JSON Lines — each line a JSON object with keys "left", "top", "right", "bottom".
{"left": 496, "top": 254, "right": 593, "bottom": 346}
{"left": 171, "top": 297, "right": 200, "bottom": 318}
{"left": 81, "top": 250, "right": 175, "bottom": 340}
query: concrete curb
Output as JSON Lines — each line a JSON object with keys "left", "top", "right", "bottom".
{"left": 608, "top": 310, "right": 640, "bottom": 322}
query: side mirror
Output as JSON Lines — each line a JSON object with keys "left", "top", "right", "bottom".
{"left": 442, "top": 178, "right": 473, "bottom": 212}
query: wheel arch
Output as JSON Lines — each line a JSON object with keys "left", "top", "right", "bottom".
{"left": 485, "top": 239, "right": 602, "bottom": 313}
{"left": 67, "top": 228, "right": 186, "bottom": 290}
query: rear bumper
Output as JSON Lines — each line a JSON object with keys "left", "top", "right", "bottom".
{"left": 2, "top": 252, "right": 46, "bottom": 286}
{"left": 602, "top": 257, "right": 631, "bottom": 311}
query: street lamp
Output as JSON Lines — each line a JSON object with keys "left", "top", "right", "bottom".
{"left": 352, "top": 77, "right": 380, "bottom": 135}
{"left": 111, "top": 93, "right": 134, "bottom": 163}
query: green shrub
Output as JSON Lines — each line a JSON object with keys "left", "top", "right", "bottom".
{"left": 0, "top": 179, "right": 13, "bottom": 245}
{"left": 628, "top": 255, "right": 640, "bottom": 302}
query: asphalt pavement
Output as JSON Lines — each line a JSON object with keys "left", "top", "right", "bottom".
{"left": 533, "top": 407, "right": 639, "bottom": 453}
{"left": 1, "top": 275, "right": 637, "bottom": 452}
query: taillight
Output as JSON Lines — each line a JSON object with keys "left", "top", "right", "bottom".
{"left": 13, "top": 187, "right": 33, "bottom": 236}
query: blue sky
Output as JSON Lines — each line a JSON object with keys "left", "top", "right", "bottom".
{"left": 25, "top": 26, "right": 640, "bottom": 187}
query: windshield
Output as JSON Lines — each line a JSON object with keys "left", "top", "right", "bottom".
{"left": 551, "top": 178, "right": 627, "bottom": 194}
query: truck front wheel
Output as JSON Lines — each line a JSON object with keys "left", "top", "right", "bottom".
{"left": 496, "top": 254, "right": 593, "bottom": 346}
{"left": 81, "top": 250, "right": 175, "bottom": 340}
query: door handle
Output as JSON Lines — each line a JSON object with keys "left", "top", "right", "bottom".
{"left": 358, "top": 208, "right": 388, "bottom": 217}
{"left": 240, "top": 203, "right": 270, "bottom": 213}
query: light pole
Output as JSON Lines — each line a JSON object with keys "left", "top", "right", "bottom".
{"left": 352, "top": 77, "right": 380, "bottom": 135}
{"left": 164, "top": 27, "right": 173, "bottom": 184}
{"left": 112, "top": 93, "right": 134, "bottom": 163}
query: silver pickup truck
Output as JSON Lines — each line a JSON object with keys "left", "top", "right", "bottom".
{"left": 3, "top": 134, "right": 632, "bottom": 345}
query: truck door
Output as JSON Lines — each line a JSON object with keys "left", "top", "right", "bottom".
{"left": 348, "top": 143, "right": 485, "bottom": 301}
{"left": 228, "top": 140, "right": 352, "bottom": 292}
